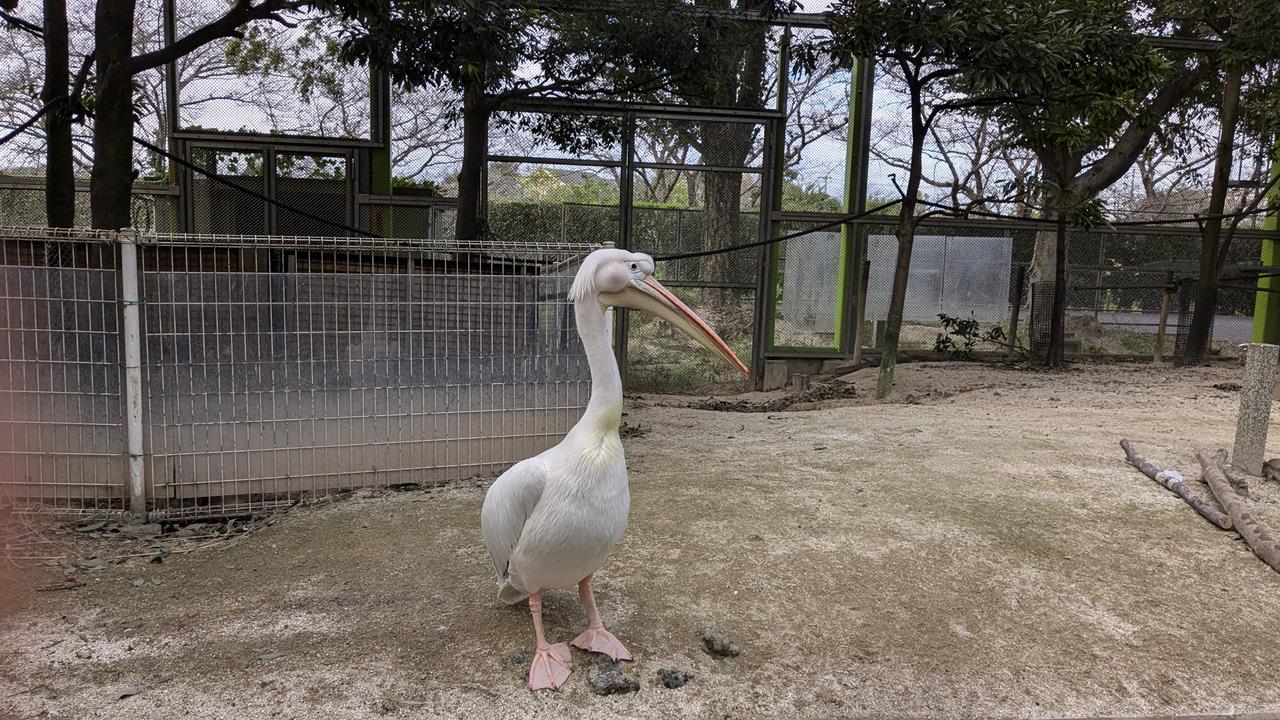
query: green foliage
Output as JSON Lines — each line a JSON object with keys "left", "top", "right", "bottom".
{"left": 391, "top": 176, "right": 443, "bottom": 194}
{"left": 933, "top": 313, "right": 1007, "bottom": 360}
{"left": 317, "top": 1, "right": 741, "bottom": 106}
{"left": 781, "top": 178, "right": 843, "bottom": 213}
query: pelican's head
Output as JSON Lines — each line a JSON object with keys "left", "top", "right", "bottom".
{"left": 569, "top": 248, "right": 748, "bottom": 377}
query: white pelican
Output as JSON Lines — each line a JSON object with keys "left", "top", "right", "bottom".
{"left": 480, "top": 248, "right": 748, "bottom": 690}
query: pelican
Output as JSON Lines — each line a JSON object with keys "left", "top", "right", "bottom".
{"left": 480, "top": 248, "right": 748, "bottom": 690}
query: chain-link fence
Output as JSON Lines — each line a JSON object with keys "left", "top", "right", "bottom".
{"left": 0, "top": 179, "right": 180, "bottom": 233}
{"left": 1, "top": 226, "right": 594, "bottom": 518}
{"left": 845, "top": 222, "right": 1264, "bottom": 361}
{"left": 627, "top": 166, "right": 763, "bottom": 395}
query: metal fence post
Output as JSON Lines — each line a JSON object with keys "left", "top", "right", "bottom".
{"left": 118, "top": 230, "right": 147, "bottom": 521}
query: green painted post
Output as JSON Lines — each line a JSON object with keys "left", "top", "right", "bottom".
{"left": 1251, "top": 146, "right": 1280, "bottom": 343}
{"left": 369, "top": 68, "right": 393, "bottom": 235}
{"left": 842, "top": 56, "right": 873, "bottom": 358}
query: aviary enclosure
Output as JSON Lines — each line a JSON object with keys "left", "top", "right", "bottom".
{"left": 2, "top": 0, "right": 1280, "bottom": 718}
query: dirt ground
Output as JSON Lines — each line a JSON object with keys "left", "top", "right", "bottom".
{"left": 5, "top": 361, "right": 1280, "bottom": 720}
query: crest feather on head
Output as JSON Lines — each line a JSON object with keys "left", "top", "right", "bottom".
{"left": 568, "top": 248, "right": 622, "bottom": 302}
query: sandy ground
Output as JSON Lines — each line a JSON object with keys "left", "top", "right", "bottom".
{"left": 4, "top": 361, "right": 1280, "bottom": 720}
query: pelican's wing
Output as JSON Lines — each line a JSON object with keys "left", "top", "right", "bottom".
{"left": 480, "top": 458, "right": 547, "bottom": 585}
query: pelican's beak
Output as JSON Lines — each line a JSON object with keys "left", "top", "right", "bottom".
{"left": 601, "top": 276, "right": 749, "bottom": 377}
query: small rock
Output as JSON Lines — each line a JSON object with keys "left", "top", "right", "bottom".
{"left": 119, "top": 524, "right": 162, "bottom": 538}
{"left": 587, "top": 661, "right": 640, "bottom": 695}
{"left": 698, "top": 627, "right": 741, "bottom": 657}
{"left": 1264, "top": 459, "right": 1280, "bottom": 483}
{"left": 657, "top": 668, "right": 694, "bottom": 689}
{"left": 171, "top": 524, "right": 205, "bottom": 538}
{"left": 508, "top": 651, "right": 528, "bottom": 666}
{"left": 130, "top": 578, "right": 146, "bottom": 587}
{"left": 116, "top": 686, "right": 142, "bottom": 700}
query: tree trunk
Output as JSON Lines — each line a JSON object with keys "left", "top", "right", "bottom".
{"left": 875, "top": 200, "right": 917, "bottom": 399}
{"left": 1045, "top": 212, "right": 1068, "bottom": 367}
{"left": 1028, "top": 229, "right": 1056, "bottom": 287}
{"left": 694, "top": 0, "right": 767, "bottom": 302}
{"left": 700, "top": 170, "right": 739, "bottom": 289}
{"left": 42, "top": 0, "right": 75, "bottom": 229}
{"left": 455, "top": 83, "right": 489, "bottom": 242}
{"left": 1183, "top": 65, "right": 1242, "bottom": 364}
{"left": 89, "top": 0, "right": 138, "bottom": 230}
{"left": 875, "top": 77, "right": 925, "bottom": 399}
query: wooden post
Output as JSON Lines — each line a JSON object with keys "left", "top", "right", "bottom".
{"left": 1199, "top": 450, "right": 1280, "bottom": 574}
{"left": 1153, "top": 272, "right": 1174, "bottom": 364}
{"left": 1007, "top": 266, "right": 1026, "bottom": 358}
{"left": 1121, "top": 440, "right": 1232, "bottom": 530}
{"left": 851, "top": 258, "right": 871, "bottom": 365}
{"left": 1232, "top": 343, "right": 1279, "bottom": 475}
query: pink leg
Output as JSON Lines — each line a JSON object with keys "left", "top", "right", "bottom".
{"left": 527, "top": 592, "right": 572, "bottom": 691}
{"left": 570, "top": 576, "right": 632, "bottom": 661}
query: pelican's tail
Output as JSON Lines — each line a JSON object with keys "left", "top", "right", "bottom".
{"left": 498, "top": 579, "right": 529, "bottom": 605}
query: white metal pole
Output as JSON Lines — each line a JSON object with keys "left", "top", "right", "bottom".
{"left": 118, "top": 230, "right": 147, "bottom": 521}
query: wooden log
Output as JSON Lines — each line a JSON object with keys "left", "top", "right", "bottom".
{"left": 1198, "top": 450, "right": 1280, "bottom": 574}
{"left": 1120, "top": 439, "right": 1232, "bottom": 530}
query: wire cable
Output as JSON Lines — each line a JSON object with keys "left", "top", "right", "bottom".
{"left": 0, "top": 102, "right": 53, "bottom": 146}
{"left": 651, "top": 198, "right": 903, "bottom": 261}
{"left": 130, "top": 134, "right": 383, "bottom": 238}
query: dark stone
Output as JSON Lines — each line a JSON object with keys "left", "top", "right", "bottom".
{"left": 657, "top": 668, "right": 694, "bottom": 689}
{"left": 698, "top": 627, "right": 741, "bottom": 657}
{"left": 508, "top": 651, "right": 528, "bottom": 666}
{"left": 587, "top": 661, "right": 640, "bottom": 695}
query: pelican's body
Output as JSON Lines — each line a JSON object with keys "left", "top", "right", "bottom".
{"left": 483, "top": 437, "right": 629, "bottom": 603}
{"left": 480, "top": 248, "right": 748, "bottom": 691}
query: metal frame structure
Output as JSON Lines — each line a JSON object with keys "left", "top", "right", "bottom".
{"left": 68, "top": 0, "right": 1280, "bottom": 385}
{"left": 489, "top": 97, "right": 784, "bottom": 387}
{"left": 175, "top": 138, "right": 359, "bottom": 236}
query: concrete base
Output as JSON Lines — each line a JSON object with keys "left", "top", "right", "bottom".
{"left": 762, "top": 357, "right": 863, "bottom": 390}
{"left": 762, "top": 360, "right": 790, "bottom": 391}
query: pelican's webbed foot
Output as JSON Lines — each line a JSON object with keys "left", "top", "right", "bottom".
{"left": 528, "top": 642, "right": 573, "bottom": 690}
{"left": 571, "top": 626, "right": 632, "bottom": 661}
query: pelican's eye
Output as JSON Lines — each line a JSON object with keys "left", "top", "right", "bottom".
{"left": 629, "top": 262, "right": 639, "bottom": 271}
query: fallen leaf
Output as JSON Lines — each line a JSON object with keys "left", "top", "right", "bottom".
{"left": 257, "top": 651, "right": 283, "bottom": 662}
{"left": 117, "top": 686, "right": 142, "bottom": 700}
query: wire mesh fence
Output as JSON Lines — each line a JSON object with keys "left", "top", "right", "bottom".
{"left": 0, "top": 227, "right": 126, "bottom": 514}
{"left": 1, "top": 226, "right": 595, "bottom": 519}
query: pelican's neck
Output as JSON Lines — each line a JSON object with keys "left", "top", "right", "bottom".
{"left": 574, "top": 297, "right": 622, "bottom": 437}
